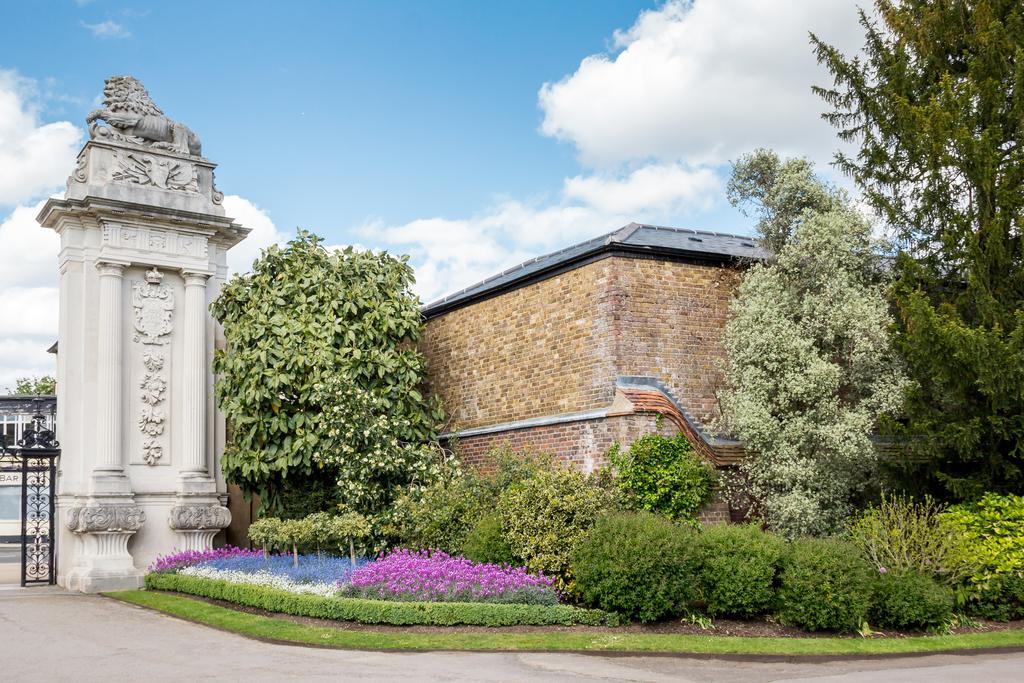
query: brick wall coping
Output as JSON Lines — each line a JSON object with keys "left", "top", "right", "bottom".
{"left": 440, "top": 408, "right": 609, "bottom": 440}
{"left": 439, "top": 375, "right": 747, "bottom": 467}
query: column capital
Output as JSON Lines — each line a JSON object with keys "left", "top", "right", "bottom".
{"left": 95, "top": 260, "right": 130, "bottom": 277}
{"left": 180, "top": 270, "right": 212, "bottom": 287}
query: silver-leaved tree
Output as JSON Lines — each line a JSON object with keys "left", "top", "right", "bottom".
{"left": 719, "top": 150, "right": 909, "bottom": 538}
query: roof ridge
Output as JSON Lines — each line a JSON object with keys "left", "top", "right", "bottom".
{"left": 634, "top": 223, "right": 757, "bottom": 241}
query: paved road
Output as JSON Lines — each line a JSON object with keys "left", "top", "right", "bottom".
{"left": 0, "top": 587, "right": 1022, "bottom": 682}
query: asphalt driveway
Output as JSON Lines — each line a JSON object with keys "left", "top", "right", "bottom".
{"left": 0, "top": 587, "right": 1022, "bottom": 682}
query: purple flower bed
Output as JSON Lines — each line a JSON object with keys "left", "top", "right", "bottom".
{"left": 149, "top": 545, "right": 263, "bottom": 573}
{"left": 343, "top": 549, "right": 559, "bottom": 605}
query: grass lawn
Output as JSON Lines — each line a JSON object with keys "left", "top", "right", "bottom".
{"left": 107, "top": 589, "right": 1024, "bottom": 656}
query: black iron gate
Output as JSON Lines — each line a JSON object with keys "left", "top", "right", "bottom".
{"left": 0, "top": 409, "right": 59, "bottom": 586}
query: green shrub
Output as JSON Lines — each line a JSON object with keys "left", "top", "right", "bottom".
{"left": 145, "top": 572, "right": 619, "bottom": 626}
{"left": 849, "top": 493, "right": 971, "bottom": 587}
{"left": 388, "top": 474, "right": 489, "bottom": 553}
{"left": 870, "top": 571, "right": 954, "bottom": 630}
{"left": 777, "top": 538, "right": 874, "bottom": 632}
{"left": 968, "top": 573, "right": 1024, "bottom": 621}
{"left": 572, "top": 511, "right": 700, "bottom": 622}
{"left": 498, "top": 468, "right": 616, "bottom": 592}
{"left": 462, "top": 512, "right": 515, "bottom": 565}
{"left": 609, "top": 434, "right": 716, "bottom": 523}
{"left": 698, "top": 524, "right": 785, "bottom": 618}
{"left": 941, "top": 493, "right": 1024, "bottom": 598}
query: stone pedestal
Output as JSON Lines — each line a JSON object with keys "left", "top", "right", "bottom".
{"left": 37, "top": 79, "right": 249, "bottom": 591}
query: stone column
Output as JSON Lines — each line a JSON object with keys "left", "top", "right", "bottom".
{"left": 93, "top": 261, "right": 129, "bottom": 483}
{"left": 180, "top": 271, "right": 210, "bottom": 479}
{"left": 170, "top": 269, "right": 231, "bottom": 551}
{"left": 63, "top": 259, "right": 146, "bottom": 592}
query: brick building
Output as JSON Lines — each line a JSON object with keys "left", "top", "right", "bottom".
{"left": 420, "top": 223, "right": 766, "bottom": 520}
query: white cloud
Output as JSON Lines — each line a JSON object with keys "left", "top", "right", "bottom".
{"left": 563, "top": 163, "right": 718, "bottom": 215}
{"left": 0, "top": 71, "right": 83, "bottom": 206}
{"left": 538, "top": 0, "right": 863, "bottom": 168}
{"left": 367, "top": 163, "right": 721, "bottom": 302}
{"left": 221, "top": 195, "right": 288, "bottom": 274}
{"left": 81, "top": 20, "right": 131, "bottom": 39}
{"left": 0, "top": 200, "right": 59, "bottom": 291}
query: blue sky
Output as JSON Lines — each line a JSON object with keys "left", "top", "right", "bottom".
{"left": 0, "top": 0, "right": 864, "bottom": 386}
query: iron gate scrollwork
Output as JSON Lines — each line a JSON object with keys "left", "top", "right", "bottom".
{"left": 0, "top": 406, "right": 59, "bottom": 586}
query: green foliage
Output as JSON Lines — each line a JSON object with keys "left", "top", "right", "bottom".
{"left": 572, "top": 511, "right": 700, "bottom": 622}
{"left": 388, "top": 473, "right": 490, "bottom": 554}
{"left": 609, "top": 434, "right": 716, "bottom": 523}
{"left": 697, "top": 524, "right": 785, "bottom": 618}
{"left": 210, "top": 230, "right": 446, "bottom": 534}
{"left": 870, "top": 571, "right": 954, "bottom": 631}
{"left": 968, "top": 574, "right": 1024, "bottom": 621}
{"left": 462, "top": 512, "right": 514, "bottom": 565}
{"left": 274, "top": 468, "right": 344, "bottom": 520}
{"left": 849, "top": 494, "right": 972, "bottom": 587}
{"left": 247, "top": 517, "right": 284, "bottom": 556}
{"left": 498, "top": 468, "right": 616, "bottom": 592}
{"left": 726, "top": 150, "right": 841, "bottom": 256}
{"left": 248, "top": 512, "right": 370, "bottom": 566}
{"left": 144, "top": 572, "right": 619, "bottom": 627}
{"left": 813, "top": 2, "right": 1024, "bottom": 499}
{"left": 940, "top": 493, "right": 1024, "bottom": 594}
{"left": 777, "top": 538, "right": 875, "bottom": 632}
{"left": 720, "top": 150, "right": 908, "bottom": 538}
{"left": 6, "top": 375, "right": 56, "bottom": 396}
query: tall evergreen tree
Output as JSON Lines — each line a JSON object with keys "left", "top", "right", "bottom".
{"left": 813, "top": 1, "right": 1024, "bottom": 499}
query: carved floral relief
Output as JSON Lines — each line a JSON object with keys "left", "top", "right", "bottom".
{"left": 132, "top": 268, "right": 173, "bottom": 465}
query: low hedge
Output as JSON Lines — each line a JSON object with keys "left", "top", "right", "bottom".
{"left": 145, "top": 572, "right": 620, "bottom": 627}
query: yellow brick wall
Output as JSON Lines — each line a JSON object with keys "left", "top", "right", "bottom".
{"left": 420, "top": 255, "right": 741, "bottom": 432}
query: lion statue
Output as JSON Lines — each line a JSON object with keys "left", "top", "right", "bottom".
{"left": 86, "top": 75, "right": 202, "bottom": 156}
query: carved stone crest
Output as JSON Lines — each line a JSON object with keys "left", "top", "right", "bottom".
{"left": 132, "top": 268, "right": 174, "bottom": 345}
{"left": 112, "top": 151, "right": 199, "bottom": 192}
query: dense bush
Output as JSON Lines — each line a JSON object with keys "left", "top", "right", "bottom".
{"left": 498, "top": 468, "right": 616, "bottom": 592}
{"left": 698, "top": 524, "right": 784, "bottom": 618}
{"left": 388, "top": 474, "right": 489, "bottom": 554}
{"left": 870, "top": 571, "right": 954, "bottom": 630}
{"left": 969, "top": 574, "right": 1024, "bottom": 621}
{"left": 145, "top": 572, "right": 619, "bottom": 626}
{"left": 849, "top": 494, "right": 970, "bottom": 587}
{"left": 572, "top": 511, "right": 700, "bottom": 622}
{"left": 941, "top": 493, "right": 1024, "bottom": 597}
{"left": 777, "top": 538, "right": 874, "bottom": 632}
{"left": 462, "top": 512, "right": 515, "bottom": 565}
{"left": 609, "top": 434, "right": 715, "bottom": 523}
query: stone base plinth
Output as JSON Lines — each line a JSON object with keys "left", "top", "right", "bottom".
{"left": 64, "top": 530, "right": 145, "bottom": 593}
{"left": 168, "top": 501, "right": 231, "bottom": 552}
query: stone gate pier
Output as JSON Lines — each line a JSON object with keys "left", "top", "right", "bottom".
{"left": 36, "top": 76, "right": 249, "bottom": 591}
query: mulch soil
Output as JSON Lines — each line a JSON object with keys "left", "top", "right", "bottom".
{"left": 176, "top": 592, "right": 1024, "bottom": 639}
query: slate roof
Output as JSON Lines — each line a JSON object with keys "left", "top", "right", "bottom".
{"left": 422, "top": 222, "right": 767, "bottom": 318}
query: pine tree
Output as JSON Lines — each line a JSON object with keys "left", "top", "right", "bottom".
{"left": 813, "top": 1, "right": 1024, "bottom": 499}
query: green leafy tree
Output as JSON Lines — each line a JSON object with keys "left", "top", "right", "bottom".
{"left": 720, "top": 150, "right": 909, "bottom": 537}
{"left": 812, "top": 1, "right": 1024, "bottom": 499}
{"left": 211, "top": 231, "right": 446, "bottom": 531}
{"left": 7, "top": 375, "right": 56, "bottom": 396}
